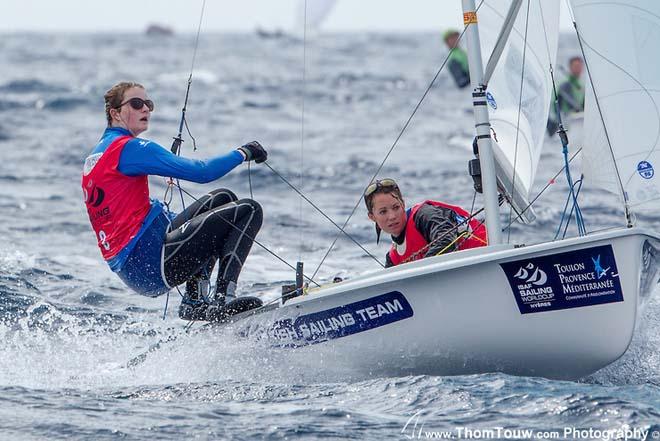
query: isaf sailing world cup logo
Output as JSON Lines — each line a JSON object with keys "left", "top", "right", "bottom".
{"left": 514, "top": 263, "right": 548, "bottom": 286}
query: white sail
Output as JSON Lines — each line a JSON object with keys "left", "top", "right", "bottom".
{"left": 295, "top": 0, "right": 338, "bottom": 31}
{"left": 478, "top": 0, "right": 560, "bottom": 198}
{"left": 571, "top": 0, "right": 660, "bottom": 212}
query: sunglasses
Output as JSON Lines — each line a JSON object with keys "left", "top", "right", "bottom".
{"left": 364, "top": 178, "right": 399, "bottom": 198}
{"left": 116, "top": 97, "right": 154, "bottom": 112}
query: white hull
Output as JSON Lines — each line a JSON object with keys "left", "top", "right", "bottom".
{"left": 217, "top": 228, "right": 659, "bottom": 380}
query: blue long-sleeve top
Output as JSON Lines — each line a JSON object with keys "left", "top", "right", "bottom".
{"left": 94, "top": 126, "right": 244, "bottom": 182}
{"left": 91, "top": 126, "right": 244, "bottom": 272}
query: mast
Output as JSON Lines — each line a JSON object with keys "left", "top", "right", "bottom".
{"left": 462, "top": 0, "right": 502, "bottom": 244}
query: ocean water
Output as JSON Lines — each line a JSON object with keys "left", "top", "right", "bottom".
{"left": 0, "top": 31, "right": 659, "bottom": 440}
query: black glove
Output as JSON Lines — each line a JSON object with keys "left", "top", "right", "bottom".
{"left": 238, "top": 141, "right": 268, "bottom": 164}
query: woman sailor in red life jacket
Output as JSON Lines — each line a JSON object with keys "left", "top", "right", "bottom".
{"left": 82, "top": 81, "right": 267, "bottom": 321}
{"left": 364, "top": 179, "right": 487, "bottom": 267}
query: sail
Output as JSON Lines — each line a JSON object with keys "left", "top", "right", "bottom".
{"left": 478, "top": 0, "right": 560, "bottom": 198}
{"left": 295, "top": 0, "right": 338, "bottom": 31}
{"left": 571, "top": 0, "right": 660, "bottom": 212}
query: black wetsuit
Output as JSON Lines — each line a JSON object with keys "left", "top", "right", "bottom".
{"left": 163, "top": 188, "right": 263, "bottom": 297}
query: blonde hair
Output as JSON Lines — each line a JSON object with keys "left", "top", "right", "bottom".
{"left": 104, "top": 81, "right": 144, "bottom": 125}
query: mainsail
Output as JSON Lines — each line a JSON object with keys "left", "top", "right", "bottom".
{"left": 571, "top": 0, "right": 660, "bottom": 213}
{"left": 478, "top": 0, "right": 560, "bottom": 199}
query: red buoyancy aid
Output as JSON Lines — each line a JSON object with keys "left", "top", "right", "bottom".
{"left": 388, "top": 200, "right": 487, "bottom": 266}
{"left": 82, "top": 135, "right": 151, "bottom": 260}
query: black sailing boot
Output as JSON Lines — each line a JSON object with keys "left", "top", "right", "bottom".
{"left": 178, "top": 278, "right": 211, "bottom": 321}
{"left": 204, "top": 279, "right": 235, "bottom": 322}
{"left": 206, "top": 280, "right": 263, "bottom": 322}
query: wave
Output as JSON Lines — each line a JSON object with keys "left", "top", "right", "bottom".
{"left": 42, "top": 96, "right": 92, "bottom": 111}
{"left": 0, "top": 79, "right": 69, "bottom": 94}
{"left": 242, "top": 101, "right": 280, "bottom": 109}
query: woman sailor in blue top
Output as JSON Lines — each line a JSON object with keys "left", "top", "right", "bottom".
{"left": 82, "top": 81, "right": 267, "bottom": 321}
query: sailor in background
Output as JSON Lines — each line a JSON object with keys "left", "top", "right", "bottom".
{"left": 364, "top": 179, "right": 487, "bottom": 267}
{"left": 443, "top": 29, "right": 471, "bottom": 89}
{"left": 82, "top": 81, "right": 267, "bottom": 321}
{"left": 547, "top": 56, "right": 585, "bottom": 134}
{"left": 557, "top": 56, "right": 585, "bottom": 114}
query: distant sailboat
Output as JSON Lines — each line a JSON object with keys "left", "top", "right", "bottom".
{"left": 145, "top": 24, "right": 174, "bottom": 37}
{"left": 294, "top": 0, "right": 338, "bottom": 34}
{"left": 256, "top": 0, "right": 338, "bottom": 40}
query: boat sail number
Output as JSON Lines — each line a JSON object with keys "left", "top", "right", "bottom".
{"left": 637, "top": 161, "right": 654, "bottom": 179}
{"left": 500, "top": 245, "right": 624, "bottom": 314}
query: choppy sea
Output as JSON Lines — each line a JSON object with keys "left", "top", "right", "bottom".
{"left": 0, "top": 31, "right": 659, "bottom": 440}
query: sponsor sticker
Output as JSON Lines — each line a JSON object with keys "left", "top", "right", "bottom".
{"left": 637, "top": 160, "right": 654, "bottom": 179}
{"left": 486, "top": 92, "right": 497, "bottom": 109}
{"left": 264, "top": 291, "right": 413, "bottom": 347}
{"left": 500, "top": 245, "right": 623, "bottom": 314}
{"left": 463, "top": 11, "right": 478, "bottom": 25}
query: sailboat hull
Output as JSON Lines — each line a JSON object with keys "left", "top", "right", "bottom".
{"left": 219, "top": 228, "right": 659, "bottom": 380}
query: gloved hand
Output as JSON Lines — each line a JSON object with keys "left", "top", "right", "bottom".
{"left": 238, "top": 141, "right": 268, "bottom": 164}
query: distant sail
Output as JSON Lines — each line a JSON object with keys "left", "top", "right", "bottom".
{"left": 295, "top": 0, "right": 338, "bottom": 32}
{"left": 478, "top": 1, "right": 560, "bottom": 198}
{"left": 571, "top": 0, "right": 660, "bottom": 213}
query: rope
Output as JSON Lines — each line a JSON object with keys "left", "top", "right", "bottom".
{"left": 159, "top": 0, "right": 207, "bottom": 320}
{"left": 405, "top": 147, "right": 583, "bottom": 262}
{"left": 541, "top": 0, "right": 587, "bottom": 236}
{"left": 556, "top": 177, "right": 585, "bottom": 239}
{"left": 247, "top": 161, "right": 254, "bottom": 200}
{"left": 502, "top": 148, "right": 582, "bottom": 230}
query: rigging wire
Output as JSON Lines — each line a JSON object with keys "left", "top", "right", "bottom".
{"left": 299, "top": 0, "right": 308, "bottom": 262}
{"left": 263, "top": 162, "right": 384, "bottom": 266}
{"left": 309, "top": 1, "right": 487, "bottom": 280}
{"left": 502, "top": 147, "right": 582, "bottom": 230}
{"left": 159, "top": 0, "right": 206, "bottom": 319}
{"left": 540, "top": 0, "right": 586, "bottom": 236}
{"left": 165, "top": 0, "right": 207, "bottom": 219}
{"left": 506, "top": 0, "right": 531, "bottom": 243}
{"left": 175, "top": 185, "right": 322, "bottom": 288}
{"left": 566, "top": 0, "right": 632, "bottom": 227}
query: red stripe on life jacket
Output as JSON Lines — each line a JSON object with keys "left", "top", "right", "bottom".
{"left": 82, "top": 135, "right": 151, "bottom": 260}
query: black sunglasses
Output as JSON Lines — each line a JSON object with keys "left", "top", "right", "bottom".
{"left": 116, "top": 97, "right": 154, "bottom": 112}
